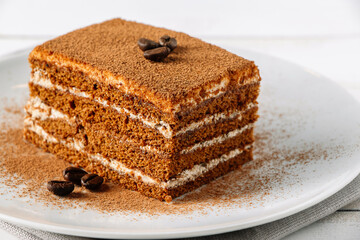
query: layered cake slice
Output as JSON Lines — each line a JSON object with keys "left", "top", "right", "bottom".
{"left": 24, "top": 18, "right": 261, "bottom": 201}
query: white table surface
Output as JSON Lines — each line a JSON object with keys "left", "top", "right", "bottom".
{"left": 0, "top": 0, "right": 360, "bottom": 239}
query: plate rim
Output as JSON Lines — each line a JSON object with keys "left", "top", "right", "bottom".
{"left": 0, "top": 48, "right": 359, "bottom": 239}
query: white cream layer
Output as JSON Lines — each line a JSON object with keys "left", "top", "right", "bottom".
{"left": 181, "top": 123, "right": 254, "bottom": 154}
{"left": 25, "top": 97, "right": 75, "bottom": 124}
{"left": 31, "top": 68, "right": 258, "bottom": 139}
{"left": 24, "top": 119, "right": 252, "bottom": 189}
{"left": 172, "top": 77, "right": 230, "bottom": 112}
{"left": 172, "top": 75, "right": 260, "bottom": 112}
{"left": 175, "top": 102, "right": 256, "bottom": 136}
{"left": 24, "top": 118, "right": 84, "bottom": 152}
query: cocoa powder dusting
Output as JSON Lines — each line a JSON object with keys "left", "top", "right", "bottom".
{"left": 0, "top": 101, "right": 354, "bottom": 218}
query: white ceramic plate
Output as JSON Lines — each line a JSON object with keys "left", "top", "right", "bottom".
{"left": 0, "top": 47, "right": 360, "bottom": 239}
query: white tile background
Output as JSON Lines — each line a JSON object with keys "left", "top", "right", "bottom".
{"left": 0, "top": 0, "right": 360, "bottom": 239}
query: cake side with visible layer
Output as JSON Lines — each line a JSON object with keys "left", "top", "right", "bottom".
{"left": 24, "top": 18, "right": 261, "bottom": 201}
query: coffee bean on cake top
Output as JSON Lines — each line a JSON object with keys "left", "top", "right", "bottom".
{"left": 137, "top": 38, "right": 161, "bottom": 51}
{"left": 137, "top": 35, "right": 177, "bottom": 61}
{"left": 159, "top": 35, "right": 177, "bottom": 51}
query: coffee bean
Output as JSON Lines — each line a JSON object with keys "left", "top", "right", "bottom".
{"left": 63, "top": 167, "right": 87, "bottom": 185}
{"left": 144, "top": 47, "right": 171, "bottom": 62}
{"left": 138, "top": 38, "right": 161, "bottom": 51}
{"left": 81, "top": 174, "right": 104, "bottom": 190}
{"left": 159, "top": 35, "right": 170, "bottom": 44}
{"left": 47, "top": 181, "right": 74, "bottom": 196}
{"left": 159, "top": 35, "right": 177, "bottom": 51}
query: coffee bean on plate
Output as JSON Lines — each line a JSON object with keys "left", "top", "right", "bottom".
{"left": 63, "top": 166, "right": 87, "bottom": 185}
{"left": 144, "top": 47, "right": 171, "bottom": 62}
{"left": 81, "top": 174, "right": 104, "bottom": 190}
{"left": 159, "top": 35, "right": 177, "bottom": 51}
{"left": 47, "top": 180, "right": 74, "bottom": 196}
{"left": 137, "top": 38, "right": 161, "bottom": 51}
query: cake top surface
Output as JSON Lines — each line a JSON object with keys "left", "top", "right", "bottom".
{"left": 32, "top": 18, "right": 256, "bottom": 110}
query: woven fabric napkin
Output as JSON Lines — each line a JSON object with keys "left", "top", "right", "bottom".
{"left": 2, "top": 174, "right": 360, "bottom": 240}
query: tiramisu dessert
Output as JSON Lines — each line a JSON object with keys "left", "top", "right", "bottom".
{"left": 24, "top": 18, "right": 261, "bottom": 201}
